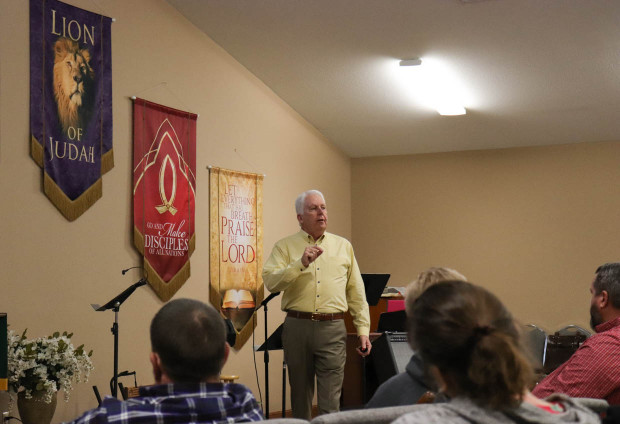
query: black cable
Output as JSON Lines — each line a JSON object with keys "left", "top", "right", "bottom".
{"left": 5, "top": 416, "right": 22, "bottom": 423}
{"left": 252, "top": 313, "right": 263, "bottom": 413}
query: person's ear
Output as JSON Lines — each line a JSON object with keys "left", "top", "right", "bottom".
{"left": 600, "top": 290, "right": 609, "bottom": 308}
{"left": 150, "top": 352, "right": 163, "bottom": 383}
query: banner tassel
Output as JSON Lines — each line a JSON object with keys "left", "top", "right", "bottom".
{"left": 144, "top": 260, "right": 191, "bottom": 302}
{"left": 44, "top": 174, "right": 102, "bottom": 221}
{"left": 101, "top": 149, "right": 115, "bottom": 174}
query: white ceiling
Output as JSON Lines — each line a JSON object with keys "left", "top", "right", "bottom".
{"left": 167, "top": 0, "right": 620, "bottom": 157}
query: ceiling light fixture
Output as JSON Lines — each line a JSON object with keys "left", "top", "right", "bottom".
{"left": 399, "top": 59, "right": 422, "bottom": 67}
{"left": 396, "top": 57, "right": 467, "bottom": 116}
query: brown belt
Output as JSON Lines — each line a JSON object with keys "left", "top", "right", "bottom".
{"left": 287, "top": 311, "right": 344, "bottom": 321}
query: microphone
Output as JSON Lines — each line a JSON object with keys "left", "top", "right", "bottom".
{"left": 121, "top": 266, "right": 143, "bottom": 275}
{"left": 117, "top": 370, "right": 136, "bottom": 377}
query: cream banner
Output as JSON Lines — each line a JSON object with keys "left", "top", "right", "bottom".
{"left": 209, "top": 167, "right": 263, "bottom": 349}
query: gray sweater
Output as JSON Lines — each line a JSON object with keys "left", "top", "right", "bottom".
{"left": 392, "top": 395, "right": 600, "bottom": 424}
{"left": 366, "top": 354, "right": 433, "bottom": 408}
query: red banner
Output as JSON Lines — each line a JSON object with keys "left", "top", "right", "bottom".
{"left": 133, "top": 99, "right": 196, "bottom": 301}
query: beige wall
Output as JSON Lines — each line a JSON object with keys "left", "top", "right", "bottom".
{"left": 0, "top": 0, "right": 351, "bottom": 421}
{"left": 352, "top": 141, "right": 620, "bottom": 331}
{"left": 4, "top": 0, "right": 620, "bottom": 421}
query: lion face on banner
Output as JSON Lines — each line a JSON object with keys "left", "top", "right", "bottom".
{"left": 53, "top": 37, "right": 94, "bottom": 135}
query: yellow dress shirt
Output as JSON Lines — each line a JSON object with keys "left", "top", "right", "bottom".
{"left": 263, "top": 230, "right": 370, "bottom": 336}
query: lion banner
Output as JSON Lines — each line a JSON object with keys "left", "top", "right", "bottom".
{"left": 209, "top": 167, "right": 263, "bottom": 349}
{"left": 30, "top": 0, "right": 113, "bottom": 221}
{"left": 133, "top": 98, "right": 197, "bottom": 302}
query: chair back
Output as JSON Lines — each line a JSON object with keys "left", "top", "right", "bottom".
{"left": 125, "top": 386, "right": 141, "bottom": 398}
{"left": 544, "top": 330, "right": 587, "bottom": 374}
{"left": 522, "top": 324, "right": 547, "bottom": 372}
{"left": 556, "top": 324, "right": 591, "bottom": 338}
{"left": 523, "top": 324, "right": 547, "bottom": 372}
{"left": 309, "top": 404, "right": 421, "bottom": 424}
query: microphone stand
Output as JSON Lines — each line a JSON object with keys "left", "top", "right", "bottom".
{"left": 91, "top": 278, "right": 147, "bottom": 398}
{"left": 255, "top": 291, "right": 280, "bottom": 418}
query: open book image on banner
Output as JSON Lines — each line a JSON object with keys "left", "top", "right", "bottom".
{"left": 210, "top": 167, "right": 264, "bottom": 349}
{"left": 133, "top": 98, "right": 197, "bottom": 302}
{"left": 30, "top": 0, "right": 113, "bottom": 221}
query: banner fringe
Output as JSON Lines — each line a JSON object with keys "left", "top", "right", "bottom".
{"left": 189, "top": 234, "right": 196, "bottom": 256}
{"left": 133, "top": 226, "right": 145, "bottom": 255}
{"left": 31, "top": 136, "right": 43, "bottom": 168}
{"left": 144, "top": 260, "right": 191, "bottom": 302}
{"left": 209, "top": 284, "right": 221, "bottom": 312}
{"left": 44, "top": 173, "right": 102, "bottom": 221}
{"left": 101, "top": 149, "right": 114, "bottom": 174}
{"left": 234, "top": 315, "right": 257, "bottom": 351}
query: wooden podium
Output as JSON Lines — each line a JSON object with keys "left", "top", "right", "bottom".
{"left": 341, "top": 295, "right": 404, "bottom": 408}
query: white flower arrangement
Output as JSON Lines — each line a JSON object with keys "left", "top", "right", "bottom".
{"left": 7, "top": 329, "right": 93, "bottom": 403}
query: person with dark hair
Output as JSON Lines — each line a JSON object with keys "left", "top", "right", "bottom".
{"left": 68, "top": 299, "right": 263, "bottom": 424}
{"left": 393, "top": 281, "right": 599, "bottom": 424}
{"left": 533, "top": 262, "right": 620, "bottom": 404}
{"left": 366, "top": 267, "right": 467, "bottom": 408}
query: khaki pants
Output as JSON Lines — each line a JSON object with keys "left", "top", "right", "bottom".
{"left": 282, "top": 316, "right": 347, "bottom": 420}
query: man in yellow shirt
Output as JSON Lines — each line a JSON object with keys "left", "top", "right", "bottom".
{"left": 263, "top": 189, "right": 371, "bottom": 420}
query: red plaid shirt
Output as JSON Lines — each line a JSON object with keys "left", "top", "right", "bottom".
{"left": 533, "top": 316, "right": 620, "bottom": 405}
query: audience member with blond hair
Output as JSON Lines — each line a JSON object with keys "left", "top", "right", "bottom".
{"left": 392, "top": 281, "right": 599, "bottom": 424}
{"left": 366, "top": 267, "right": 467, "bottom": 408}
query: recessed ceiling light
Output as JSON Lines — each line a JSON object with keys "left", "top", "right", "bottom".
{"left": 396, "top": 57, "right": 468, "bottom": 116}
{"left": 436, "top": 105, "right": 467, "bottom": 116}
{"left": 399, "top": 58, "right": 422, "bottom": 67}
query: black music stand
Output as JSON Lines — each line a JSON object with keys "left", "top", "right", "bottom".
{"left": 257, "top": 324, "right": 285, "bottom": 418}
{"left": 91, "top": 279, "right": 146, "bottom": 398}
{"left": 361, "top": 273, "right": 390, "bottom": 306}
{"left": 377, "top": 310, "right": 407, "bottom": 332}
{"left": 359, "top": 273, "right": 390, "bottom": 402}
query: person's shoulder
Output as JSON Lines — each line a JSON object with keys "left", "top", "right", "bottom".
{"left": 526, "top": 395, "right": 602, "bottom": 423}
{"left": 324, "top": 232, "right": 352, "bottom": 246}
{"left": 226, "top": 382, "right": 255, "bottom": 394}
{"left": 393, "top": 404, "right": 461, "bottom": 424}
{"left": 595, "top": 320, "right": 620, "bottom": 340}
{"left": 225, "top": 383, "right": 260, "bottom": 402}
{"left": 223, "top": 383, "right": 263, "bottom": 420}
{"left": 366, "top": 372, "right": 426, "bottom": 408}
{"left": 66, "top": 397, "right": 123, "bottom": 424}
{"left": 576, "top": 326, "right": 620, "bottom": 355}
{"left": 275, "top": 231, "right": 305, "bottom": 245}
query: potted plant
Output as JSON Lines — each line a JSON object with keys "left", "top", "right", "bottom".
{"left": 7, "top": 329, "right": 93, "bottom": 424}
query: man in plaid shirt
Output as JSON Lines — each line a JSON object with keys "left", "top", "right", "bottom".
{"left": 67, "top": 299, "right": 263, "bottom": 423}
{"left": 533, "top": 262, "right": 620, "bottom": 405}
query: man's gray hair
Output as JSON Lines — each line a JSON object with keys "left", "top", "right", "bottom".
{"left": 295, "top": 190, "right": 325, "bottom": 215}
